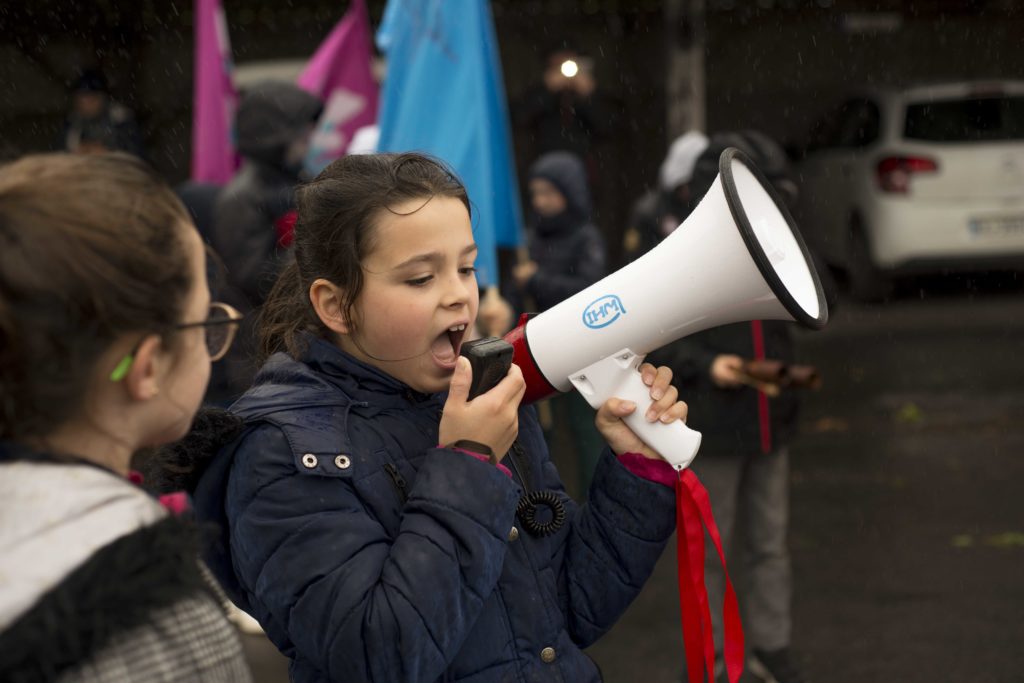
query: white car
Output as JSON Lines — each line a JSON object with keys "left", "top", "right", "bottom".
{"left": 792, "top": 81, "right": 1024, "bottom": 300}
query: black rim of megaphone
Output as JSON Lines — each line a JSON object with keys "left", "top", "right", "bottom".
{"left": 718, "top": 147, "right": 829, "bottom": 330}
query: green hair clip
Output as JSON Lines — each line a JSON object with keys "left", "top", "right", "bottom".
{"left": 109, "top": 354, "right": 134, "bottom": 382}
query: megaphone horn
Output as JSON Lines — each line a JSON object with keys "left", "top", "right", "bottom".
{"left": 504, "top": 147, "right": 828, "bottom": 470}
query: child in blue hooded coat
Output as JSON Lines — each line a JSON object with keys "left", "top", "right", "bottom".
{"left": 513, "top": 150, "right": 609, "bottom": 496}
{"left": 180, "top": 153, "right": 689, "bottom": 683}
{"left": 512, "top": 150, "right": 606, "bottom": 313}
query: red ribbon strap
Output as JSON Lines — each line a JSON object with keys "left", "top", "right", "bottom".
{"left": 676, "top": 469, "right": 745, "bottom": 683}
{"left": 750, "top": 320, "right": 772, "bottom": 455}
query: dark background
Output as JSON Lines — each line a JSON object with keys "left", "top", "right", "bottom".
{"left": 4, "top": 3, "right": 1024, "bottom": 680}
{"left": 3, "top": 0, "right": 1024, "bottom": 266}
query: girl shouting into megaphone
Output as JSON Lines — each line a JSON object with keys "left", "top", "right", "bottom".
{"left": 149, "top": 152, "right": 691, "bottom": 683}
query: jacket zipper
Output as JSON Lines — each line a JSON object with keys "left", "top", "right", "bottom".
{"left": 506, "top": 441, "right": 532, "bottom": 491}
{"left": 383, "top": 463, "right": 409, "bottom": 503}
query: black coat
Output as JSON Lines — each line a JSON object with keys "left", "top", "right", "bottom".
{"left": 211, "top": 81, "right": 321, "bottom": 309}
{"left": 514, "top": 85, "right": 611, "bottom": 161}
{"left": 517, "top": 151, "right": 606, "bottom": 313}
{"left": 647, "top": 320, "right": 800, "bottom": 456}
{"left": 209, "top": 81, "right": 322, "bottom": 401}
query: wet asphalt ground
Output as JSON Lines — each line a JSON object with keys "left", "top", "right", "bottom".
{"left": 242, "top": 275, "right": 1024, "bottom": 682}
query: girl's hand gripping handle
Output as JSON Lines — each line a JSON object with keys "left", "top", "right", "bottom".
{"left": 570, "top": 350, "right": 702, "bottom": 470}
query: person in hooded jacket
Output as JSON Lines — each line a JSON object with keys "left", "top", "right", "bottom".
{"left": 623, "top": 131, "right": 709, "bottom": 263}
{"left": 645, "top": 131, "right": 826, "bottom": 683}
{"left": 512, "top": 150, "right": 607, "bottom": 497}
{"left": 148, "top": 152, "right": 689, "bottom": 683}
{"left": 512, "top": 150, "right": 606, "bottom": 312}
{"left": 59, "top": 68, "right": 144, "bottom": 158}
{"left": 210, "top": 80, "right": 322, "bottom": 402}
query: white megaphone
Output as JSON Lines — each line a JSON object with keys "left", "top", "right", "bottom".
{"left": 504, "top": 147, "right": 828, "bottom": 470}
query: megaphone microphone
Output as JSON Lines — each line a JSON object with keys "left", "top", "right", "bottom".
{"left": 503, "top": 147, "right": 828, "bottom": 470}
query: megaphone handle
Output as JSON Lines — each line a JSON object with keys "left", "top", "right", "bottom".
{"left": 569, "top": 350, "right": 702, "bottom": 471}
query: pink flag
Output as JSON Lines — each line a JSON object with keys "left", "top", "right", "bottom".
{"left": 191, "top": 0, "right": 238, "bottom": 184}
{"left": 298, "top": 0, "right": 379, "bottom": 172}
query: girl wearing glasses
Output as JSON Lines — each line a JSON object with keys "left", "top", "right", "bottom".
{"left": 159, "top": 152, "right": 688, "bottom": 683}
{"left": 0, "top": 153, "right": 248, "bottom": 681}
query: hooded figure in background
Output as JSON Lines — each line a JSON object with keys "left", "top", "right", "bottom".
{"left": 209, "top": 80, "right": 322, "bottom": 403}
{"left": 511, "top": 150, "right": 607, "bottom": 499}
{"left": 512, "top": 150, "right": 606, "bottom": 313}
{"left": 60, "top": 68, "right": 144, "bottom": 158}
{"left": 623, "top": 130, "right": 709, "bottom": 263}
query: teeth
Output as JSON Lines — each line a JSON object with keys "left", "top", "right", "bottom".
{"left": 448, "top": 324, "right": 466, "bottom": 332}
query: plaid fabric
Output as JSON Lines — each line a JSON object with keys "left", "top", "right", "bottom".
{"left": 0, "top": 458, "right": 253, "bottom": 683}
{"left": 59, "top": 593, "right": 251, "bottom": 683}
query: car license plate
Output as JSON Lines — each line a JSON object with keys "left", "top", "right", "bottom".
{"left": 967, "top": 215, "right": 1024, "bottom": 240}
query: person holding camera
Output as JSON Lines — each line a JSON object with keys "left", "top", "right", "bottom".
{"left": 514, "top": 47, "right": 612, "bottom": 173}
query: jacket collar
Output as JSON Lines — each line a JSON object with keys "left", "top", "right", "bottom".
{"left": 0, "top": 457, "right": 165, "bottom": 631}
{"left": 233, "top": 335, "right": 442, "bottom": 420}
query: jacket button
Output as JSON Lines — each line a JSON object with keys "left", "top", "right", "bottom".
{"left": 508, "top": 526, "right": 519, "bottom": 542}
{"left": 334, "top": 455, "right": 351, "bottom": 469}
{"left": 540, "top": 647, "right": 556, "bottom": 664}
{"left": 301, "top": 454, "right": 318, "bottom": 469}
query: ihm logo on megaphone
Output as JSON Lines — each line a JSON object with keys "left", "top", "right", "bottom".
{"left": 582, "top": 294, "right": 628, "bottom": 329}
{"left": 503, "top": 147, "right": 829, "bottom": 468}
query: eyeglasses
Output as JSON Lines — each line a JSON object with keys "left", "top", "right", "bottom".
{"left": 110, "top": 302, "right": 244, "bottom": 381}
{"left": 177, "top": 301, "right": 244, "bottom": 362}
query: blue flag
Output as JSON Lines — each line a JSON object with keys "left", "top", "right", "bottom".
{"left": 376, "top": 0, "right": 523, "bottom": 287}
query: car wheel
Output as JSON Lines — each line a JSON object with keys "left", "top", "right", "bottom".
{"left": 848, "top": 224, "right": 892, "bottom": 303}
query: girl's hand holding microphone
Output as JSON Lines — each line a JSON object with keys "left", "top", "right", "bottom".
{"left": 595, "top": 363, "right": 689, "bottom": 461}
{"left": 440, "top": 357, "right": 526, "bottom": 462}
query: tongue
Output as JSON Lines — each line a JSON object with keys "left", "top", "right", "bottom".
{"left": 431, "top": 332, "right": 457, "bottom": 363}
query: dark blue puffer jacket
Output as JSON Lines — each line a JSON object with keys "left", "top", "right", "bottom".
{"left": 193, "top": 336, "right": 677, "bottom": 682}
{"left": 517, "top": 151, "right": 606, "bottom": 314}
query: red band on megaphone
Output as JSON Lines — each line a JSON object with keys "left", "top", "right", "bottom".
{"left": 503, "top": 313, "right": 559, "bottom": 405}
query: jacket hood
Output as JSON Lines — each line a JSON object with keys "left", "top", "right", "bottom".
{"left": 690, "top": 129, "right": 797, "bottom": 209}
{"left": 231, "top": 336, "right": 441, "bottom": 421}
{"left": 658, "top": 131, "right": 709, "bottom": 191}
{"left": 0, "top": 457, "right": 166, "bottom": 630}
{"left": 184, "top": 337, "right": 443, "bottom": 613}
{"left": 528, "top": 151, "right": 592, "bottom": 223}
{"left": 235, "top": 80, "right": 323, "bottom": 169}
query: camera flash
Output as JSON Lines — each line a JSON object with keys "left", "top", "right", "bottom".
{"left": 560, "top": 60, "right": 579, "bottom": 78}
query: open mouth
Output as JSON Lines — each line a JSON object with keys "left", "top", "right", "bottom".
{"left": 430, "top": 322, "right": 468, "bottom": 367}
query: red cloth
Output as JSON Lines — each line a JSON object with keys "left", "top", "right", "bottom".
{"left": 446, "top": 446, "right": 513, "bottom": 478}
{"left": 617, "top": 451, "right": 678, "bottom": 487}
{"left": 158, "top": 492, "right": 192, "bottom": 516}
{"left": 615, "top": 457, "right": 747, "bottom": 683}
{"left": 677, "top": 469, "right": 745, "bottom": 683}
{"left": 750, "top": 320, "right": 772, "bottom": 454}
{"left": 274, "top": 209, "right": 298, "bottom": 248}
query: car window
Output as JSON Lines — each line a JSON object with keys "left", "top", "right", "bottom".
{"left": 806, "top": 98, "right": 880, "bottom": 152}
{"left": 904, "top": 95, "right": 1024, "bottom": 142}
